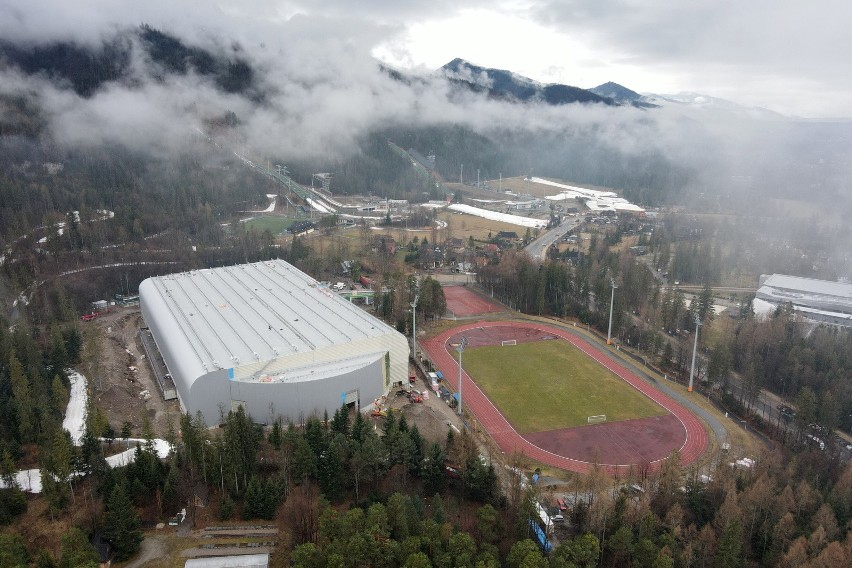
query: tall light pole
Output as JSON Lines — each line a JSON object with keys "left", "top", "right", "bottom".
{"left": 456, "top": 336, "right": 468, "bottom": 417}
{"left": 607, "top": 278, "right": 618, "bottom": 345}
{"left": 410, "top": 294, "right": 419, "bottom": 361}
{"left": 688, "top": 316, "right": 702, "bottom": 392}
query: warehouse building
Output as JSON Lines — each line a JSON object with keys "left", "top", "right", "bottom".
{"left": 139, "top": 260, "right": 409, "bottom": 425}
{"left": 755, "top": 274, "right": 852, "bottom": 327}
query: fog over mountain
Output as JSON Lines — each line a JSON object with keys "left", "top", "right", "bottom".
{"left": 1, "top": 0, "right": 851, "bottom": 220}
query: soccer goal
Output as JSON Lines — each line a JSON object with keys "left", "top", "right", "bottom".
{"left": 587, "top": 414, "right": 607, "bottom": 424}
{"left": 501, "top": 339, "right": 517, "bottom": 346}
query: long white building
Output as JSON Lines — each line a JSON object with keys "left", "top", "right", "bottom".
{"left": 139, "top": 260, "right": 408, "bottom": 425}
{"left": 755, "top": 274, "right": 852, "bottom": 327}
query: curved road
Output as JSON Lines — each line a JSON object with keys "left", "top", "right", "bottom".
{"left": 422, "top": 320, "right": 711, "bottom": 475}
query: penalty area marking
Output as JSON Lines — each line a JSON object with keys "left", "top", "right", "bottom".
{"left": 587, "top": 414, "right": 607, "bottom": 424}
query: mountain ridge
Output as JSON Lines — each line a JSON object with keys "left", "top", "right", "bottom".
{"left": 438, "top": 58, "right": 616, "bottom": 106}
{"left": 0, "top": 25, "right": 261, "bottom": 100}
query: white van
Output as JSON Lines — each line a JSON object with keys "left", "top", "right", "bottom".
{"left": 333, "top": 282, "right": 345, "bottom": 291}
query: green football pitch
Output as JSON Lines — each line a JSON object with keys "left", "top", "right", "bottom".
{"left": 243, "top": 216, "right": 294, "bottom": 234}
{"left": 461, "top": 340, "right": 667, "bottom": 433}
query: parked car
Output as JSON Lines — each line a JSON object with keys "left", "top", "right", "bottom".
{"left": 805, "top": 434, "right": 825, "bottom": 451}
{"left": 556, "top": 498, "right": 567, "bottom": 511}
{"left": 777, "top": 404, "right": 795, "bottom": 418}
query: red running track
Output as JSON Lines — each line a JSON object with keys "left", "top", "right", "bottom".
{"left": 421, "top": 321, "right": 709, "bottom": 475}
{"left": 443, "top": 285, "right": 504, "bottom": 317}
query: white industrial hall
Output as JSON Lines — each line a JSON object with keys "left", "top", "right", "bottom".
{"left": 139, "top": 259, "right": 408, "bottom": 425}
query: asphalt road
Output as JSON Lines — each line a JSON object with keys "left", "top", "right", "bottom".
{"left": 525, "top": 217, "right": 580, "bottom": 259}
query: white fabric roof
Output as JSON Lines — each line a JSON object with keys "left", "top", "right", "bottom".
{"left": 756, "top": 273, "right": 852, "bottom": 316}
{"left": 760, "top": 274, "right": 852, "bottom": 299}
{"left": 139, "top": 260, "right": 397, "bottom": 373}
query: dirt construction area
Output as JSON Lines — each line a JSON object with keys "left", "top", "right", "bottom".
{"left": 371, "top": 363, "right": 467, "bottom": 446}
{"left": 85, "top": 307, "right": 180, "bottom": 437}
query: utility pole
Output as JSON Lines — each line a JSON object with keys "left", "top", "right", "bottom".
{"left": 688, "top": 316, "right": 702, "bottom": 392}
{"left": 607, "top": 278, "right": 618, "bottom": 345}
{"left": 460, "top": 164, "right": 464, "bottom": 185}
{"left": 456, "top": 336, "right": 468, "bottom": 417}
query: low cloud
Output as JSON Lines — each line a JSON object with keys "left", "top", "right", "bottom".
{"left": 0, "top": 0, "right": 850, "bottom": 223}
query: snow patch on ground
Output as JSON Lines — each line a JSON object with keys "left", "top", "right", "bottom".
{"left": 533, "top": 177, "right": 644, "bottom": 212}
{"left": 447, "top": 204, "right": 548, "bottom": 229}
{"left": 62, "top": 371, "right": 87, "bottom": 445}
{"left": 105, "top": 439, "right": 172, "bottom": 468}
{"left": 3, "top": 370, "right": 172, "bottom": 493}
{"left": 752, "top": 298, "right": 777, "bottom": 317}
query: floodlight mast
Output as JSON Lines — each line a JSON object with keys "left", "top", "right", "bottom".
{"left": 410, "top": 294, "right": 419, "bottom": 360}
{"left": 607, "top": 278, "right": 618, "bottom": 345}
{"left": 688, "top": 316, "right": 703, "bottom": 392}
{"left": 456, "top": 336, "right": 468, "bottom": 416}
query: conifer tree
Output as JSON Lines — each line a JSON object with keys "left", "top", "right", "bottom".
{"left": 58, "top": 527, "right": 100, "bottom": 568}
{"left": 41, "top": 428, "right": 74, "bottom": 514}
{"left": 330, "top": 405, "right": 349, "bottom": 437}
{"left": 219, "top": 493, "right": 234, "bottom": 520}
{"left": 351, "top": 411, "right": 370, "bottom": 444}
{"left": 269, "top": 420, "right": 283, "bottom": 450}
{"left": 103, "top": 482, "right": 143, "bottom": 561}
{"left": 431, "top": 493, "right": 445, "bottom": 524}
{"left": 293, "top": 436, "right": 317, "bottom": 486}
{"left": 423, "top": 443, "right": 446, "bottom": 495}
{"left": 0, "top": 533, "right": 29, "bottom": 567}
{"left": 319, "top": 435, "right": 344, "bottom": 500}
{"left": 51, "top": 375, "right": 68, "bottom": 421}
{"left": 9, "top": 354, "right": 36, "bottom": 442}
{"left": 243, "top": 476, "right": 262, "bottom": 519}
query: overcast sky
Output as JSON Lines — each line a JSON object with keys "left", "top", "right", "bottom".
{"left": 372, "top": 0, "right": 852, "bottom": 118}
{"left": 2, "top": 0, "right": 850, "bottom": 118}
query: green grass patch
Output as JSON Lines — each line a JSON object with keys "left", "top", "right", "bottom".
{"left": 462, "top": 340, "right": 666, "bottom": 433}
{"left": 243, "top": 216, "right": 294, "bottom": 234}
